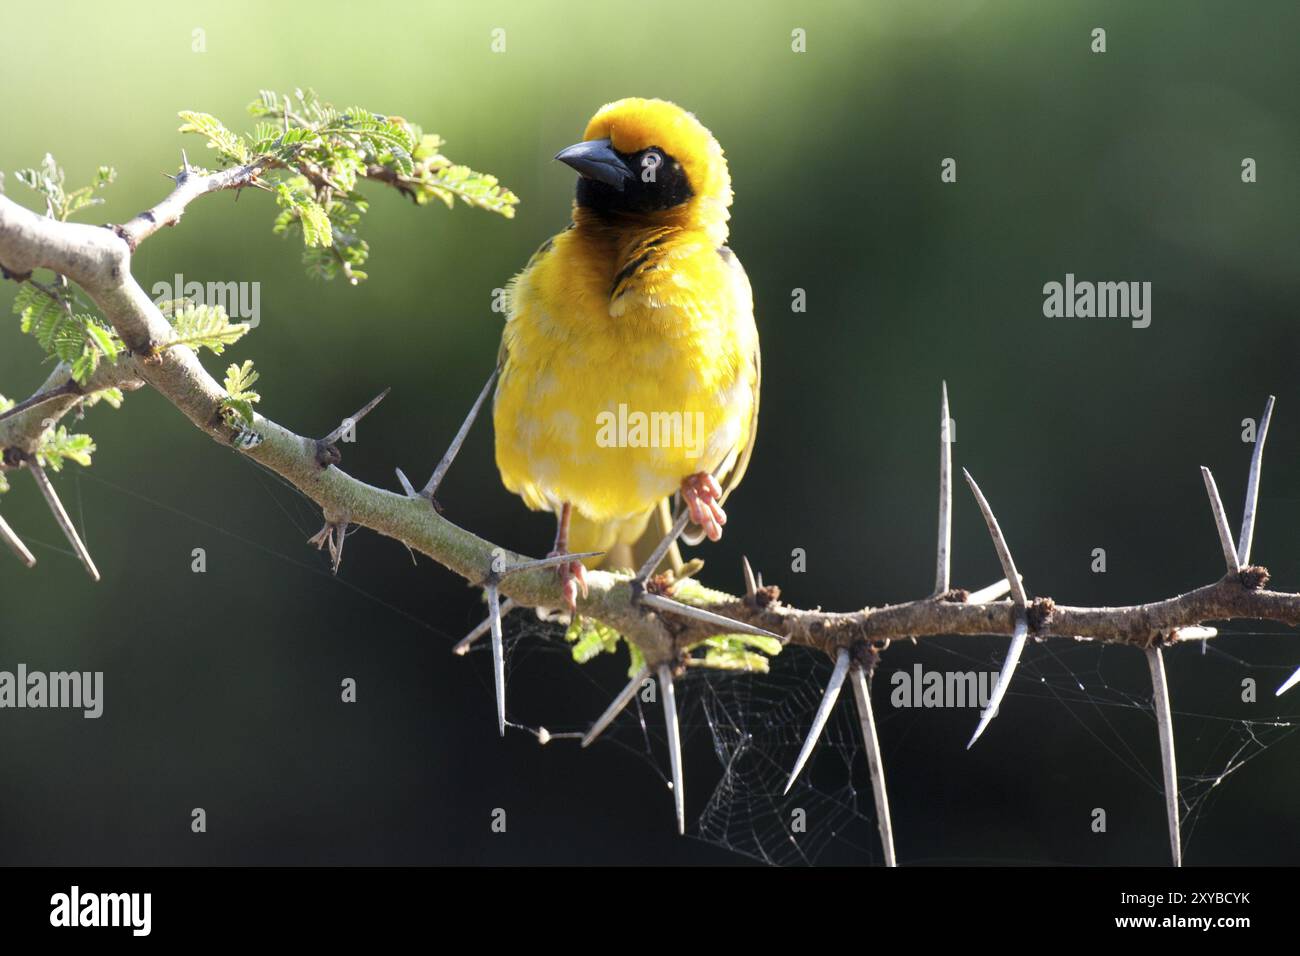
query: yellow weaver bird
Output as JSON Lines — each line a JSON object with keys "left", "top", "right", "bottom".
{"left": 493, "top": 98, "right": 761, "bottom": 610}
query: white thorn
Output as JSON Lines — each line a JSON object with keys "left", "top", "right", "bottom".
{"left": 28, "top": 463, "right": 99, "bottom": 582}
{"left": 1200, "top": 467, "right": 1240, "bottom": 574}
{"left": 963, "top": 470, "right": 1028, "bottom": 608}
{"left": 967, "top": 576, "right": 1017, "bottom": 605}
{"left": 422, "top": 368, "right": 498, "bottom": 499}
{"left": 850, "top": 664, "right": 898, "bottom": 867}
{"left": 640, "top": 591, "right": 782, "bottom": 641}
{"left": 784, "top": 647, "right": 850, "bottom": 794}
{"left": 0, "top": 513, "right": 36, "bottom": 567}
{"left": 1237, "top": 395, "right": 1274, "bottom": 567}
{"left": 503, "top": 551, "right": 603, "bottom": 575}
{"left": 395, "top": 467, "right": 417, "bottom": 497}
{"left": 659, "top": 664, "right": 686, "bottom": 836}
{"left": 321, "top": 386, "right": 390, "bottom": 445}
{"left": 936, "top": 380, "right": 952, "bottom": 596}
{"left": 1170, "top": 625, "right": 1217, "bottom": 642}
{"left": 582, "top": 666, "right": 650, "bottom": 747}
{"left": 488, "top": 582, "right": 505, "bottom": 737}
{"left": 1276, "top": 665, "right": 1300, "bottom": 697}
{"left": 967, "top": 616, "right": 1028, "bottom": 748}
{"left": 636, "top": 509, "right": 691, "bottom": 584}
{"left": 741, "top": 555, "right": 758, "bottom": 598}
{"left": 453, "top": 597, "right": 516, "bottom": 655}
{"left": 1145, "top": 646, "right": 1182, "bottom": 867}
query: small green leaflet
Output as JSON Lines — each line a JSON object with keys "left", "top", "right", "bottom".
{"left": 36, "top": 426, "right": 95, "bottom": 471}
{"left": 164, "top": 301, "right": 250, "bottom": 354}
{"left": 221, "top": 360, "right": 261, "bottom": 426}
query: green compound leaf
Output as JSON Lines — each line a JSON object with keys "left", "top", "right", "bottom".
{"left": 177, "top": 111, "right": 250, "bottom": 164}
{"left": 37, "top": 426, "right": 95, "bottom": 471}
{"left": 563, "top": 578, "right": 781, "bottom": 676}
{"left": 564, "top": 617, "right": 645, "bottom": 678}
{"left": 567, "top": 617, "right": 624, "bottom": 664}
{"left": 82, "top": 387, "right": 124, "bottom": 411}
{"left": 181, "top": 91, "right": 519, "bottom": 282}
{"left": 165, "top": 301, "right": 250, "bottom": 355}
{"left": 670, "top": 577, "right": 784, "bottom": 672}
{"left": 220, "top": 359, "right": 261, "bottom": 426}
{"left": 12, "top": 154, "right": 116, "bottom": 222}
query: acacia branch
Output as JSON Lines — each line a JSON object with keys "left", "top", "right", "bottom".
{"left": 1, "top": 173, "right": 1298, "bottom": 671}
{"left": 0, "top": 358, "right": 145, "bottom": 458}
{"left": 113, "top": 158, "right": 268, "bottom": 250}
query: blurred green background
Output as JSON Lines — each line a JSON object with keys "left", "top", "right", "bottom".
{"left": 1, "top": 0, "right": 1297, "bottom": 865}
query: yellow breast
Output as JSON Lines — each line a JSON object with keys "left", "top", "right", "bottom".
{"left": 493, "top": 227, "right": 758, "bottom": 526}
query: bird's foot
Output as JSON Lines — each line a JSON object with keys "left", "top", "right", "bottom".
{"left": 681, "top": 471, "right": 726, "bottom": 542}
{"left": 550, "top": 550, "right": 589, "bottom": 615}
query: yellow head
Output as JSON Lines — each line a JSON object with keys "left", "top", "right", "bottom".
{"left": 555, "top": 98, "right": 732, "bottom": 240}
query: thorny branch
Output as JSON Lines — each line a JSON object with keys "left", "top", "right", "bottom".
{"left": 2, "top": 166, "right": 1298, "bottom": 663}
{"left": 1, "top": 152, "right": 1297, "bottom": 865}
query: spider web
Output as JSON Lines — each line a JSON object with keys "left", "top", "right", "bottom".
{"left": 484, "top": 605, "right": 1296, "bottom": 866}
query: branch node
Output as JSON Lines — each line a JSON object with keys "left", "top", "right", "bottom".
{"left": 0, "top": 261, "right": 33, "bottom": 282}
{"left": 314, "top": 439, "right": 343, "bottom": 468}
{"left": 109, "top": 223, "right": 139, "bottom": 253}
{"left": 1026, "top": 596, "right": 1056, "bottom": 633}
{"left": 849, "top": 639, "right": 883, "bottom": 672}
{"left": 1238, "top": 565, "right": 1270, "bottom": 591}
{"left": 754, "top": 583, "right": 780, "bottom": 608}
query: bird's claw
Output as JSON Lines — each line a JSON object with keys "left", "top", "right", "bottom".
{"left": 681, "top": 472, "right": 726, "bottom": 542}
{"left": 550, "top": 550, "right": 589, "bottom": 614}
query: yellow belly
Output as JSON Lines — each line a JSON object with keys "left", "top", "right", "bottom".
{"left": 494, "top": 316, "right": 749, "bottom": 522}
{"left": 493, "top": 230, "right": 755, "bottom": 528}
{"left": 496, "top": 223, "right": 759, "bottom": 556}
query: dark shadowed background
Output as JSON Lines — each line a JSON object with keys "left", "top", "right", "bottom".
{"left": 1, "top": 0, "right": 1297, "bottom": 865}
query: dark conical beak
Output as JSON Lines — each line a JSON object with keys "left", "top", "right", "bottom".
{"left": 555, "top": 137, "right": 633, "bottom": 192}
